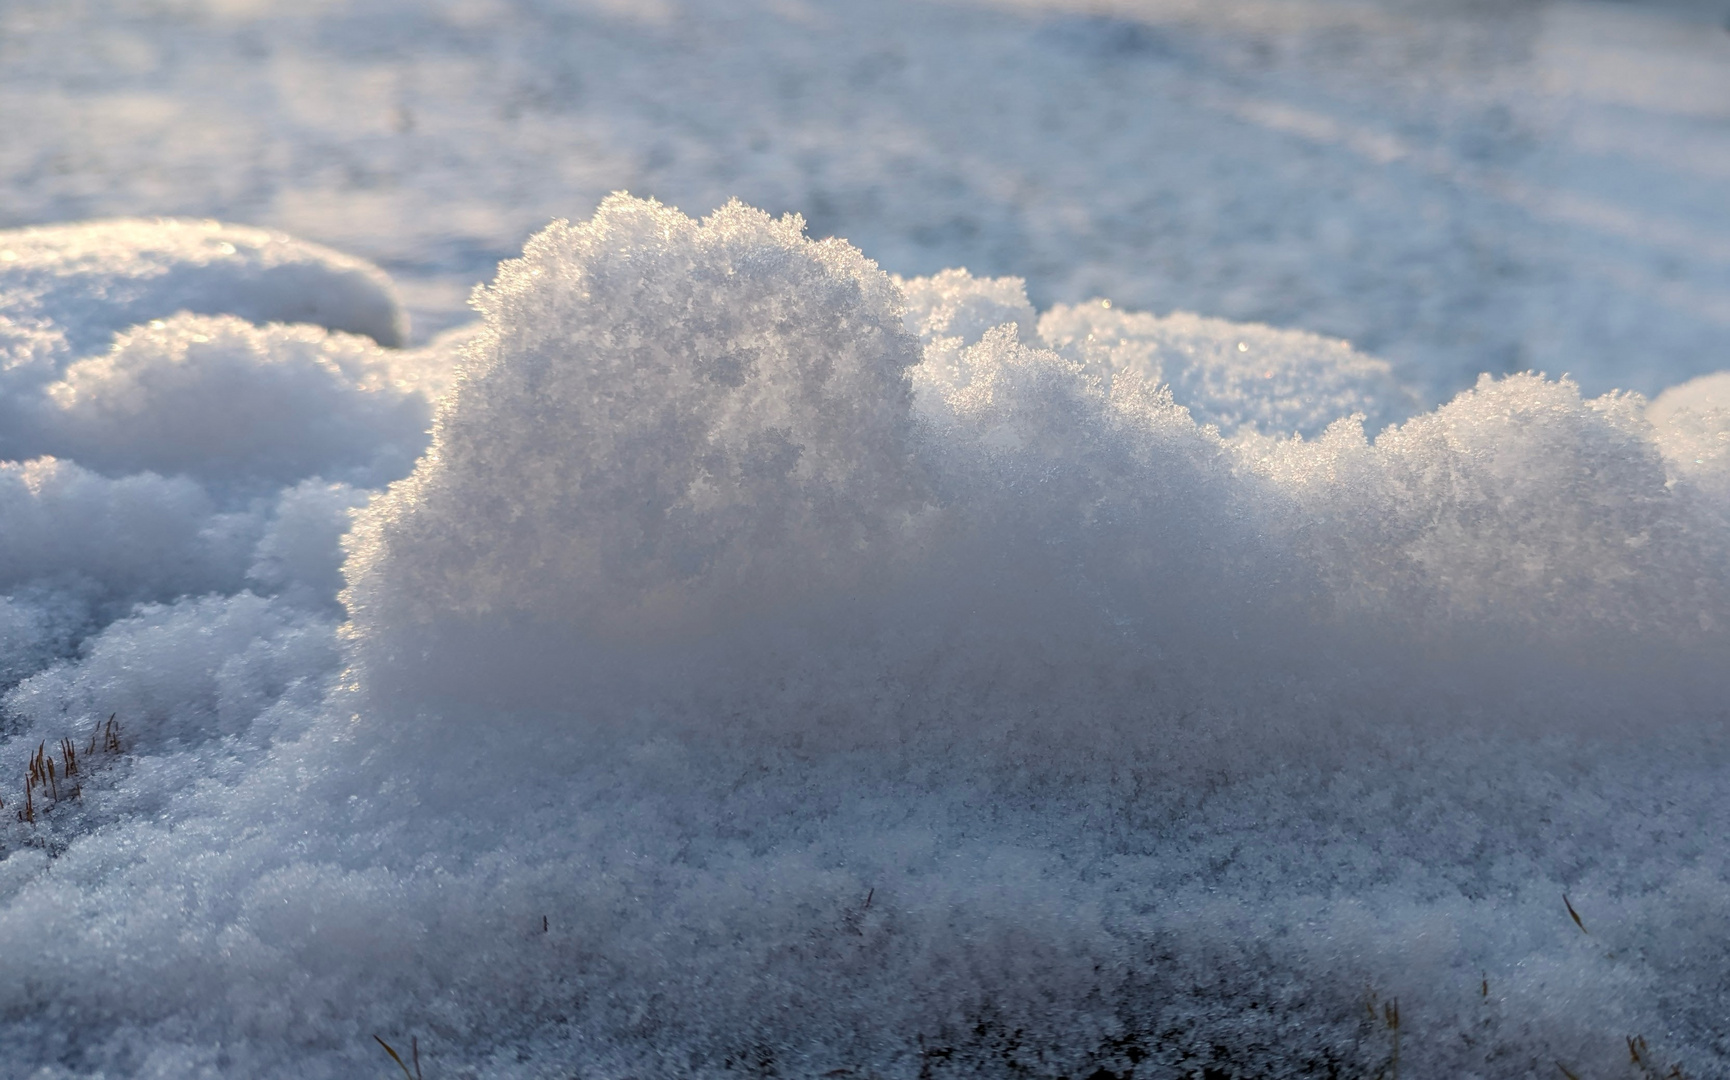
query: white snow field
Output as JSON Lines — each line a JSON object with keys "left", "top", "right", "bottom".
{"left": 0, "top": 1, "right": 1727, "bottom": 1079}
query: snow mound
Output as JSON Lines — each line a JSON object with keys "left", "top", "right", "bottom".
{"left": 1648, "top": 370, "right": 1730, "bottom": 509}
{"left": 40, "top": 314, "right": 432, "bottom": 491}
{"left": 333, "top": 193, "right": 1730, "bottom": 766}
{"left": 349, "top": 199, "right": 1723, "bottom": 741}
{"left": 1250, "top": 374, "right": 1729, "bottom": 643}
{"left": 345, "top": 195, "right": 931, "bottom": 717}
{"left": 0, "top": 219, "right": 444, "bottom": 476}
{"left": 0, "top": 218, "right": 406, "bottom": 357}
{"left": 0, "top": 201, "right": 1726, "bottom": 1079}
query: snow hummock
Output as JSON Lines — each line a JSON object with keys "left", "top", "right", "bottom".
{"left": 42, "top": 314, "right": 432, "bottom": 491}
{"left": 0, "top": 199, "right": 1726, "bottom": 1079}
{"left": 0, "top": 219, "right": 423, "bottom": 477}
{"left": 0, "top": 218, "right": 405, "bottom": 354}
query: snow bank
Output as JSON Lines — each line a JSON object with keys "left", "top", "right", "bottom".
{"left": 0, "top": 200, "right": 1727, "bottom": 1079}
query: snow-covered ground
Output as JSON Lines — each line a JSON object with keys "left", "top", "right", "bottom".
{"left": 5, "top": 0, "right": 1729, "bottom": 398}
{"left": 0, "top": 1, "right": 1727, "bottom": 1077}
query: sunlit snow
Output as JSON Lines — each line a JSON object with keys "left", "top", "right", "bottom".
{"left": 0, "top": 2, "right": 1727, "bottom": 1078}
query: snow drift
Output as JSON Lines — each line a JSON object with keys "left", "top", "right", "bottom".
{"left": 0, "top": 200, "right": 1726, "bottom": 1079}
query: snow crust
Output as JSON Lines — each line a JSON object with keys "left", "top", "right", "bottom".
{"left": 0, "top": 200, "right": 1726, "bottom": 1079}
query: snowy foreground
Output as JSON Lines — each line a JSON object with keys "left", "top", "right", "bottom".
{"left": 0, "top": 199, "right": 1725, "bottom": 1079}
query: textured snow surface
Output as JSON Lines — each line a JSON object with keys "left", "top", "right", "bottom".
{"left": 0, "top": 196, "right": 1723, "bottom": 1079}
{"left": 1, "top": 0, "right": 1728, "bottom": 1074}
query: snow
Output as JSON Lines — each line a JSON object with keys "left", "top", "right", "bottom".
{"left": 1035, "top": 302, "right": 1415, "bottom": 438}
{"left": 42, "top": 314, "right": 432, "bottom": 491}
{"left": 0, "top": 1, "right": 1726, "bottom": 1077}
{"left": 4, "top": 0, "right": 1727, "bottom": 397}
{"left": 0, "top": 219, "right": 405, "bottom": 356}
{"left": 0, "top": 219, "right": 419, "bottom": 473}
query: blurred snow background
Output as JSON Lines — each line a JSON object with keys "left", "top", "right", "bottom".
{"left": 0, "top": 1, "right": 1727, "bottom": 1078}
{"left": 2, "top": 0, "right": 1727, "bottom": 399}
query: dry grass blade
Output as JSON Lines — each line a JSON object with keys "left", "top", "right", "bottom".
{"left": 1369, "top": 996, "right": 1401, "bottom": 1080}
{"left": 9, "top": 715, "right": 126, "bottom": 828}
{"left": 373, "top": 1035, "right": 414, "bottom": 1080}
{"left": 1556, "top": 1063, "right": 1581, "bottom": 1080}
{"left": 1562, "top": 894, "right": 1588, "bottom": 934}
